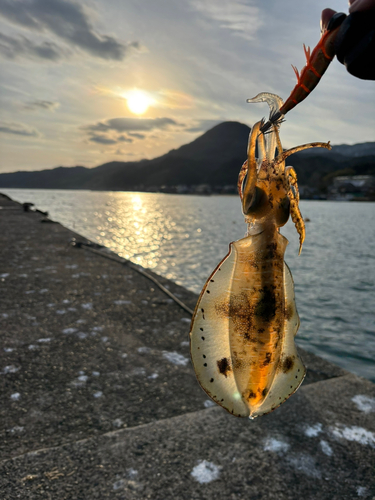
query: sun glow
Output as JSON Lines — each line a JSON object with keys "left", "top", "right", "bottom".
{"left": 126, "top": 90, "right": 153, "bottom": 115}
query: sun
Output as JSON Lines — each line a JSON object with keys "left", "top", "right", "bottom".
{"left": 126, "top": 90, "right": 153, "bottom": 115}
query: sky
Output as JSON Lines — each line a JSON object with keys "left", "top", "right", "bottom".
{"left": 0, "top": 0, "right": 374, "bottom": 173}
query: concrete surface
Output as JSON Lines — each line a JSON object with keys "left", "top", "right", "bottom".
{"left": 1, "top": 193, "right": 374, "bottom": 499}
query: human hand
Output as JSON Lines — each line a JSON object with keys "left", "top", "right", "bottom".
{"left": 348, "top": 0, "right": 375, "bottom": 14}
{"left": 321, "top": 1, "right": 375, "bottom": 80}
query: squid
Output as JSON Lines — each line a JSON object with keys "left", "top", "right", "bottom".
{"left": 190, "top": 93, "right": 331, "bottom": 419}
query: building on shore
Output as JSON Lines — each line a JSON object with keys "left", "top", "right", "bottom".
{"left": 327, "top": 175, "right": 375, "bottom": 201}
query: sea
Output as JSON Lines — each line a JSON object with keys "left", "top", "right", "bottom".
{"left": 3, "top": 189, "right": 375, "bottom": 382}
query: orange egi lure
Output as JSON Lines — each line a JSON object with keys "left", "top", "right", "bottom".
{"left": 260, "top": 12, "right": 347, "bottom": 132}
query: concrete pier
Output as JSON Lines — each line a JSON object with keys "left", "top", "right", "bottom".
{"left": 1, "top": 193, "right": 374, "bottom": 499}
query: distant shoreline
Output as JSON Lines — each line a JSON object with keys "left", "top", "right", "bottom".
{"left": 1, "top": 188, "right": 375, "bottom": 202}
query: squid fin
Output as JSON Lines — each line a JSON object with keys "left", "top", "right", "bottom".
{"left": 190, "top": 243, "right": 249, "bottom": 418}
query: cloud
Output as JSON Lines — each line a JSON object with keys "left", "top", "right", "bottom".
{"left": 186, "top": 119, "right": 222, "bottom": 133}
{"left": 23, "top": 99, "right": 60, "bottom": 111}
{"left": 117, "top": 135, "right": 133, "bottom": 143}
{"left": 89, "top": 135, "right": 118, "bottom": 145}
{"left": 0, "top": 32, "right": 64, "bottom": 60}
{"left": 84, "top": 117, "right": 182, "bottom": 133}
{"left": 0, "top": 121, "right": 39, "bottom": 136}
{"left": 128, "top": 132, "right": 145, "bottom": 139}
{"left": 114, "top": 149, "right": 136, "bottom": 157}
{"left": 84, "top": 117, "right": 183, "bottom": 148}
{"left": 88, "top": 134, "right": 133, "bottom": 145}
{"left": 157, "top": 90, "right": 194, "bottom": 110}
{"left": 190, "top": 0, "right": 262, "bottom": 41}
{"left": 0, "top": 0, "right": 141, "bottom": 60}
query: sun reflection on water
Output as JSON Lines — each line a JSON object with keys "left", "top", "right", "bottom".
{"left": 93, "top": 192, "right": 179, "bottom": 271}
{"left": 85, "top": 192, "right": 247, "bottom": 287}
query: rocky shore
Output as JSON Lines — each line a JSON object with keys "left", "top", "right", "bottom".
{"left": 0, "top": 193, "right": 374, "bottom": 499}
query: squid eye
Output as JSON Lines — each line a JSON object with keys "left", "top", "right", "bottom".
{"left": 243, "top": 186, "right": 263, "bottom": 215}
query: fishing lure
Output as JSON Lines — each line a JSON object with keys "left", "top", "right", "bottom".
{"left": 190, "top": 93, "right": 331, "bottom": 419}
{"left": 260, "top": 12, "right": 347, "bottom": 133}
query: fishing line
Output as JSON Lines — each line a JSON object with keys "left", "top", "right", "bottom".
{"left": 71, "top": 239, "right": 194, "bottom": 316}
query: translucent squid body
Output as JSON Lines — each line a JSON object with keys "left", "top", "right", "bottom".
{"left": 190, "top": 93, "right": 331, "bottom": 419}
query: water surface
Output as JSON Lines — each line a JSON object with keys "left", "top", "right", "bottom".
{"left": 3, "top": 189, "right": 374, "bottom": 382}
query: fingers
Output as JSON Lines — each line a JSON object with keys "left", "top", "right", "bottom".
{"left": 334, "top": 9, "right": 375, "bottom": 79}
{"left": 321, "top": 8, "right": 337, "bottom": 32}
{"left": 349, "top": 0, "right": 375, "bottom": 14}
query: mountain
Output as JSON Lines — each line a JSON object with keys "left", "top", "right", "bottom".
{"left": 0, "top": 121, "right": 374, "bottom": 194}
